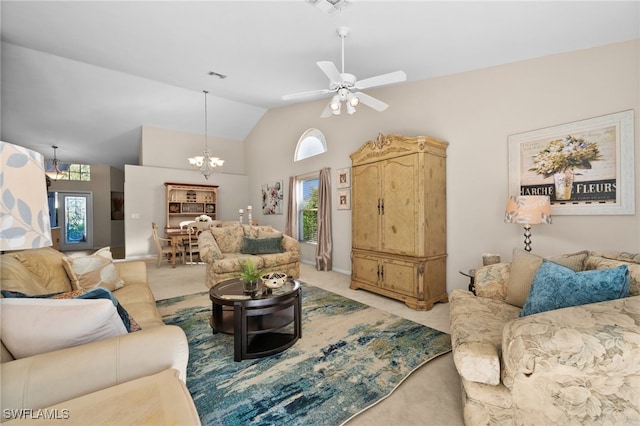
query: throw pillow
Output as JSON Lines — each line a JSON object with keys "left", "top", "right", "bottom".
{"left": 13, "top": 247, "right": 71, "bottom": 293}
{"left": 61, "top": 247, "right": 125, "bottom": 292}
{"left": 241, "top": 236, "right": 283, "bottom": 255}
{"left": 520, "top": 260, "right": 629, "bottom": 317}
{"left": 0, "top": 298, "right": 128, "bottom": 359}
{"left": 506, "top": 249, "right": 588, "bottom": 308}
{"left": 257, "top": 227, "right": 283, "bottom": 239}
{"left": 210, "top": 226, "right": 245, "bottom": 253}
{"left": 0, "top": 287, "right": 138, "bottom": 332}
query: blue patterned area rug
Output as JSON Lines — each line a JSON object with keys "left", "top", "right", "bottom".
{"left": 157, "top": 283, "right": 451, "bottom": 426}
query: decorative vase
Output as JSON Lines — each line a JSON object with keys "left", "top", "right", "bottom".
{"left": 553, "top": 170, "right": 574, "bottom": 200}
{"left": 242, "top": 279, "right": 258, "bottom": 294}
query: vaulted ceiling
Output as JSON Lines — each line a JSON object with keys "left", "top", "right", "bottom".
{"left": 2, "top": 1, "right": 638, "bottom": 169}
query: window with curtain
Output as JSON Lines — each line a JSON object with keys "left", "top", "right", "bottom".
{"left": 297, "top": 175, "right": 319, "bottom": 243}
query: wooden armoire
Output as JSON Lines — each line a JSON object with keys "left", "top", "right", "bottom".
{"left": 350, "top": 133, "right": 448, "bottom": 310}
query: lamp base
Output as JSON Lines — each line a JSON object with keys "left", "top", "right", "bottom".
{"left": 523, "top": 225, "right": 532, "bottom": 252}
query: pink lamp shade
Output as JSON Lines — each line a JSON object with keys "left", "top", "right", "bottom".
{"left": 1, "top": 142, "right": 52, "bottom": 250}
{"left": 504, "top": 195, "right": 552, "bottom": 225}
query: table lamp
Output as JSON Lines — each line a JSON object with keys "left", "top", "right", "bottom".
{"left": 1, "top": 142, "right": 52, "bottom": 251}
{"left": 504, "top": 195, "right": 551, "bottom": 252}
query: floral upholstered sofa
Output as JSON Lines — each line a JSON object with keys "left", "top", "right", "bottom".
{"left": 449, "top": 249, "right": 640, "bottom": 425}
{"left": 198, "top": 223, "right": 300, "bottom": 289}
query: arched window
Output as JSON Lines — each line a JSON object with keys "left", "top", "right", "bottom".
{"left": 294, "top": 128, "right": 327, "bottom": 161}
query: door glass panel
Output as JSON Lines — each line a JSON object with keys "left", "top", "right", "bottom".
{"left": 64, "top": 196, "right": 87, "bottom": 245}
{"left": 58, "top": 192, "right": 93, "bottom": 251}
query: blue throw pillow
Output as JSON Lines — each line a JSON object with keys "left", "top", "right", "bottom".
{"left": 520, "top": 260, "right": 629, "bottom": 317}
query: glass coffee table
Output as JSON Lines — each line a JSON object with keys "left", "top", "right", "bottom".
{"left": 209, "top": 277, "right": 302, "bottom": 362}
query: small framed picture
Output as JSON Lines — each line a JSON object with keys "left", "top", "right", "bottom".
{"left": 337, "top": 189, "right": 351, "bottom": 210}
{"left": 336, "top": 167, "right": 350, "bottom": 189}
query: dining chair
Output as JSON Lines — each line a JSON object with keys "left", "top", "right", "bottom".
{"left": 152, "top": 222, "right": 185, "bottom": 267}
{"left": 181, "top": 221, "right": 205, "bottom": 265}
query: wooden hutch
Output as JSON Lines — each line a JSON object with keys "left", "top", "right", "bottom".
{"left": 164, "top": 182, "right": 218, "bottom": 230}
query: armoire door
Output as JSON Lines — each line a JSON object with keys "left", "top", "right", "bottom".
{"left": 380, "top": 154, "right": 419, "bottom": 256}
{"left": 352, "top": 162, "right": 380, "bottom": 252}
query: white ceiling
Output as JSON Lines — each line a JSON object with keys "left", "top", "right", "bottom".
{"left": 2, "top": 1, "right": 638, "bottom": 169}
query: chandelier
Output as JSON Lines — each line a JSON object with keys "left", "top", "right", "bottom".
{"left": 188, "top": 90, "right": 224, "bottom": 179}
{"left": 45, "top": 145, "right": 69, "bottom": 180}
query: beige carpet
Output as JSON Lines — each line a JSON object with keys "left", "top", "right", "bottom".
{"left": 146, "top": 260, "right": 464, "bottom": 426}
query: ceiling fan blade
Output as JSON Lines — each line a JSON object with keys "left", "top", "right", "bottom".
{"left": 353, "top": 92, "right": 388, "bottom": 112}
{"left": 320, "top": 101, "right": 334, "bottom": 118}
{"left": 317, "top": 61, "right": 343, "bottom": 83}
{"left": 282, "top": 88, "right": 332, "bottom": 100}
{"left": 354, "top": 70, "right": 407, "bottom": 90}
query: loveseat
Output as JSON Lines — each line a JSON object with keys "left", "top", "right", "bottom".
{"left": 198, "top": 223, "right": 300, "bottom": 289}
{"left": 449, "top": 249, "right": 640, "bottom": 425}
{"left": 0, "top": 247, "right": 200, "bottom": 425}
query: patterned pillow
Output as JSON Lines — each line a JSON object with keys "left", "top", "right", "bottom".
{"left": 506, "top": 249, "right": 588, "bottom": 308}
{"left": 257, "top": 227, "right": 283, "bottom": 238}
{"left": 62, "top": 247, "right": 124, "bottom": 292}
{"left": 210, "top": 226, "right": 245, "bottom": 253}
{"left": 520, "top": 260, "right": 629, "bottom": 316}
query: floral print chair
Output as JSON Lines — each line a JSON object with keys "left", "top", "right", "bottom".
{"left": 449, "top": 250, "right": 640, "bottom": 425}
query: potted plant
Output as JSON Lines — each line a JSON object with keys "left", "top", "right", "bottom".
{"left": 237, "top": 259, "right": 266, "bottom": 293}
{"left": 528, "top": 135, "right": 601, "bottom": 200}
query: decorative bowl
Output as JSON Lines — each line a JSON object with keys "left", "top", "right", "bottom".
{"left": 261, "top": 272, "right": 288, "bottom": 289}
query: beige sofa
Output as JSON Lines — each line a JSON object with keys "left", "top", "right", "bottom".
{"left": 198, "top": 223, "right": 300, "bottom": 289}
{"left": 0, "top": 247, "right": 200, "bottom": 425}
{"left": 449, "top": 249, "right": 640, "bottom": 425}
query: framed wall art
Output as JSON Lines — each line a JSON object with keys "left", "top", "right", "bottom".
{"left": 508, "top": 110, "right": 634, "bottom": 215}
{"left": 336, "top": 167, "right": 350, "bottom": 189}
{"left": 261, "top": 180, "right": 283, "bottom": 214}
{"left": 337, "top": 189, "right": 351, "bottom": 210}
{"left": 111, "top": 192, "right": 124, "bottom": 220}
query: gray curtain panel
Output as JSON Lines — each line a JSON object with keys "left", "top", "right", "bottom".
{"left": 315, "top": 167, "right": 332, "bottom": 271}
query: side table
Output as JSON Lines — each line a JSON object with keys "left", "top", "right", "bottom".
{"left": 459, "top": 269, "right": 476, "bottom": 295}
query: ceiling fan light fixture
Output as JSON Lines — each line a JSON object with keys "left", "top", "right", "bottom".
{"left": 329, "top": 95, "right": 341, "bottom": 112}
{"left": 282, "top": 26, "right": 406, "bottom": 118}
{"left": 347, "top": 93, "right": 359, "bottom": 107}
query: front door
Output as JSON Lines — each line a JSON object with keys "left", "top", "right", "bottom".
{"left": 58, "top": 192, "right": 93, "bottom": 251}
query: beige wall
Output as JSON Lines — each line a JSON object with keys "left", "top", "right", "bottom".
{"left": 244, "top": 40, "right": 640, "bottom": 291}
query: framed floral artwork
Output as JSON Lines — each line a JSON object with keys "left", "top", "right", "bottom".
{"left": 337, "top": 189, "right": 351, "bottom": 210}
{"left": 262, "top": 180, "right": 283, "bottom": 214}
{"left": 508, "top": 110, "right": 634, "bottom": 215}
{"left": 336, "top": 167, "right": 350, "bottom": 189}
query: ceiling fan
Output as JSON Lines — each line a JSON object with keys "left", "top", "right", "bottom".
{"left": 282, "top": 26, "right": 407, "bottom": 118}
